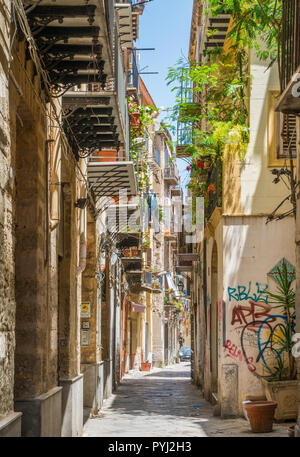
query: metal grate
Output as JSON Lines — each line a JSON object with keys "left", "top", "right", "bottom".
{"left": 277, "top": 113, "right": 297, "bottom": 158}
{"left": 281, "top": 0, "right": 300, "bottom": 91}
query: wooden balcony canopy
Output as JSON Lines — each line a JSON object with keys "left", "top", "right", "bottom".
{"left": 275, "top": 66, "right": 300, "bottom": 114}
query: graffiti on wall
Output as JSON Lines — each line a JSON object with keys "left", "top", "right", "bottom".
{"left": 227, "top": 280, "right": 290, "bottom": 376}
{"left": 228, "top": 281, "right": 268, "bottom": 304}
{"left": 224, "top": 339, "right": 256, "bottom": 372}
{"left": 231, "top": 299, "right": 277, "bottom": 333}
{"left": 240, "top": 314, "right": 290, "bottom": 377}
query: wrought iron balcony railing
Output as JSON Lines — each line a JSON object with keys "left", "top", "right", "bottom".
{"left": 176, "top": 125, "right": 193, "bottom": 157}
{"left": 164, "top": 166, "right": 180, "bottom": 184}
{"left": 127, "top": 50, "right": 139, "bottom": 93}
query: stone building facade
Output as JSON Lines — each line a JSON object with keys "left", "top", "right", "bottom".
{"left": 183, "top": 0, "right": 299, "bottom": 421}
{"left": 0, "top": 0, "right": 187, "bottom": 437}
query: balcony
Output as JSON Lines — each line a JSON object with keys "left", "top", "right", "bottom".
{"left": 24, "top": 1, "right": 130, "bottom": 159}
{"left": 163, "top": 166, "right": 179, "bottom": 185}
{"left": 87, "top": 157, "right": 137, "bottom": 211}
{"left": 205, "top": 161, "right": 222, "bottom": 221}
{"left": 105, "top": 201, "right": 140, "bottom": 239}
{"left": 200, "top": 13, "right": 231, "bottom": 54}
{"left": 121, "top": 246, "right": 143, "bottom": 276}
{"left": 276, "top": 0, "right": 300, "bottom": 114}
{"left": 176, "top": 125, "right": 193, "bottom": 157}
{"left": 170, "top": 186, "right": 182, "bottom": 197}
{"left": 141, "top": 271, "right": 163, "bottom": 294}
{"left": 127, "top": 50, "right": 139, "bottom": 99}
{"left": 175, "top": 252, "right": 198, "bottom": 274}
{"left": 115, "top": 3, "right": 134, "bottom": 48}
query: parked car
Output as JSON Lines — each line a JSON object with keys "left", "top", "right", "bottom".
{"left": 179, "top": 346, "right": 191, "bottom": 361}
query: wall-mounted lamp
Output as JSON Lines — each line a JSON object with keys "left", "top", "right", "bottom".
{"left": 74, "top": 198, "right": 88, "bottom": 209}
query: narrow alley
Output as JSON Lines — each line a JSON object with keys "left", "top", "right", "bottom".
{"left": 83, "top": 363, "right": 292, "bottom": 438}
{"left": 1, "top": 0, "right": 300, "bottom": 441}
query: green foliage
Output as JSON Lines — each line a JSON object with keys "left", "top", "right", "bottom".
{"left": 267, "top": 262, "right": 296, "bottom": 381}
{"left": 206, "top": 0, "right": 282, "bottom": 69}
{"left": 128, "top": 97, "right": 159, "bottom": 192}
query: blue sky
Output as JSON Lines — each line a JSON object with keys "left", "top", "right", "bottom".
{"left": 136, "top": 0, "right": 194, "bottom": 190}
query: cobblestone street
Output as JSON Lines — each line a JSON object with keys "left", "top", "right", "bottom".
{"left": 82, "top": 363, "right": 294, "bottom": 437}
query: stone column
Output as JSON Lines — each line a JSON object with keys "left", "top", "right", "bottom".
{"left": 57, "top": 163, "right": 83, "bottom": 436}
{"left": 13, "top": 113, "right": 62, "bottom": 436}
{"left": 81, "top": 211, "right": 103, "bottom": 415}
{"left": 0, "top": 0, "right": 22, "bottom": 436}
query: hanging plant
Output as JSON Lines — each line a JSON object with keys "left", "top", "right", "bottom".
{"left": 128, "top": 97, "right": 159, "bottom": 193}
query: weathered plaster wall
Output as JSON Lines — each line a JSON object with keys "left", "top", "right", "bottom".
{"left": 0, "top": 0, "right": 16, "bottom": 418}
{"left": 240, "top": 51, "right": 292, "bottom": 215}
{"left": 222, "top": 215, "right": 295, "bottom": 414}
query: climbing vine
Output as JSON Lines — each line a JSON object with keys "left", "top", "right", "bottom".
{"left": 166, "top": 45, "right": 251, "bottom": 205}
{"left": 128, "top": 97, "right": 158, "bottom": 193}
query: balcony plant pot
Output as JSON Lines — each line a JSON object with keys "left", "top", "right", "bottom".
{"left": 261, "top": 378, "right": 300, "bottom": 422}
{"left": 130, "top": 247, "right": 139, "bottom": 257}
{"left": 129, "top": 111, "right": 140, "bottom": 127}
{"left": 141, "top": 362, "right": 151, "bottom": 372}
{"left": 243, "top": 401, "right": 277, "bottom": 433}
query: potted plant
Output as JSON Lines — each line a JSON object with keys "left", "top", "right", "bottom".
{"left": 152, "top": 280, "right": 160, "bottom": 289}
{"left": 130, "top": 247, "right": 139, "bottom": 257}
{"left": 179, "top": 245, "right": 187, "bottom": 253}
{"left": 128, "top": 101, "right": 141, "bottom": 128}
{"left": 141, "top": 360, "right": 151, "bottom": 372}
{"left": 243, "top": 401, "right": 277, "bottom": 433}
{"left": 260, "top": 262, "right": 299, "bottom": 422}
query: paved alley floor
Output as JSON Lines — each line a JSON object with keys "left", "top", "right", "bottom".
{"left": 82, "top": 362, "right": 294, "bottom": 437}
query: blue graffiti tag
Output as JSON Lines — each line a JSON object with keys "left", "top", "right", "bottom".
{"left": 228, "top": 282, "right": 268, "bottom": 304}
{"left": 257, "top": 315, "right": 287, "bottom": 374}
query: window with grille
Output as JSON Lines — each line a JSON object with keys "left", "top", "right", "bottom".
{"left": 146, "top": 248, "right": 152, "bottom": 267}
{"left": 277, "top": 113, "right": 297, "bottom": 159}
{"left": 154, "top": 147, "right": 161, "bottom": 166}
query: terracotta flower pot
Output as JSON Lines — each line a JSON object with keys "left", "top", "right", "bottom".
{"left": 244, "top": 401, "right": 277, "bottom": 433}
{"left": 288, "top": 425, "right": 295, "bottom": 437}
{"left": 130, "top": 248, "right": 139, "bottom": 257}
{"left": 130, "top": 111, "right": 140, "bottom": 128}
{"left": 141, "top": 362, "right": 151, "bottom": 372}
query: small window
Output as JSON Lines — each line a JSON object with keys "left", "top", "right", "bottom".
{"left": 164, "top": 144, "right": 169, "bottom": 167}
{"left": 276, "top": 113, "right": 297, "bottom": 159}
{"left": 267, "top": 91, "right": 297, "bottom": 167}
{"left": 154, "top": 147, "right": 161, "bottom": 166}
